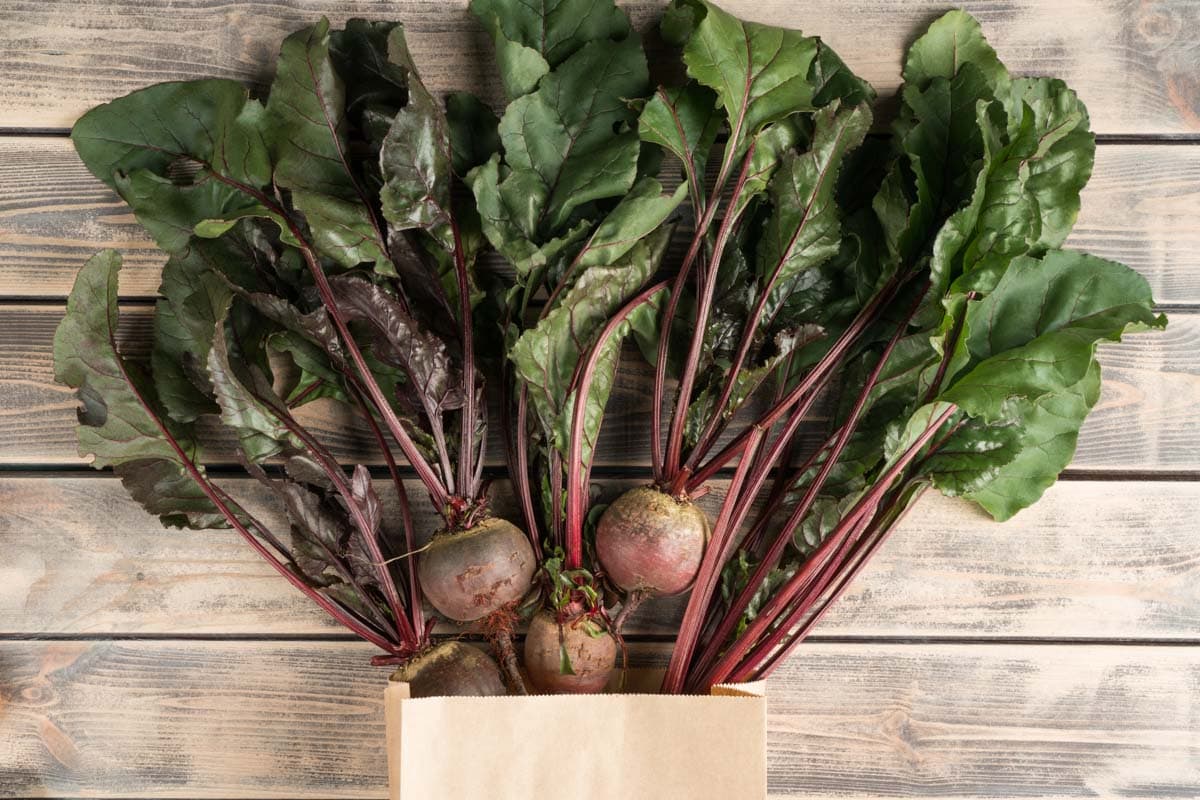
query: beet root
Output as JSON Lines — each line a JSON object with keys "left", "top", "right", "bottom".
{"left": 596, "top": 486, "right": 710, "bottom": 596}
{"left": 391, "top": 641, "right": 507, "bottom": 698}
{"left": 524, "top": 609, "right": 617, "bottom": 694}
{"left": 418, "top": 517, "right": 536, "bottom": 622}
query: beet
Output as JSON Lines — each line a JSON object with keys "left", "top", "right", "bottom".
{"left": 418, "top": 517, "right": 536, "bottom": 622}
{"left": 596, "top": 486, "right": 710, "bottom": 596}
{"left": 524, "top": 608, "right": 617, "bottom": 694}
{"left": 391, "top": 641, "right": 507, "bottom": 698}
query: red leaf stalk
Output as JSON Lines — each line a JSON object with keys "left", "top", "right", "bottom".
{"left": 564, "top": 282, "right": 671, "bottom": 569}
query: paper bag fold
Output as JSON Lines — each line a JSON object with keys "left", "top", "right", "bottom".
{"left": 385, "top": 669, "right": 766, "bottom": 800}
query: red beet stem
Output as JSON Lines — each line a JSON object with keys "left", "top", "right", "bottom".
{"left": 689, "top": 312, "right": 913, "bottom": 678}
{"left": 663, "top": 142, "right": 759, "bottom": 483}
{"left": 661, "top": 426, "right": 766, "bottom": 694}
{"left": 699, "top": 403, "right": 956, "bottom": 688}
{"left": 564, "top": 282, "right": 671, "bottom": 569}
{"left": 688, "top": 277, "right": 902, "bottom": 483}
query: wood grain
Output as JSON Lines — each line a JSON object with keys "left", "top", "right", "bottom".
{"left": 1, "top": 640, "right": 1197, "bottom": 798}
{"left": 1, "top": 303, "right": 1191, "bottom": 469}
{"left": 3, "top": 141, "right": 1199, "bottom": 303}
{"left": 2, "top": 2, "right": 1199, "bottom": 796}
{"left": 3, "top": 476, "right": 1198, "bottom": 640}
{"left": 2, "top": 1, "right": 1199, "bottom": 134}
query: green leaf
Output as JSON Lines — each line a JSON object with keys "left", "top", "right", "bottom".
{"left": 1005, "top": 78, "right": 1095, "bottom": 251}
{"left": 958, "top": 364, "right": 1099, "bottom": 520}
{"left": 731, "top": 118, "right": 804, "bottom": 220}
{"left": 929, "top": 250, "right": 1164, "bottom": 518}
{"left": 293, "top": 191, "right": 395, "bottom": 271}
{"left": 151, "top": 249, "right": 239, "bottom": 423}
{"left": 944, "top": 251, "right": 1165, "bottom": 420}
{"left": 901, "top": 9, "right": 1008, "bottom": 93}
{"left": 56, "top": 251, "right": 190, "bottom": 468}
{"left": 71, "top": 79, "right": 270, "bottom": 191}
{"left": 116, "top": 458, "right": 230, "bottom": 530}
{"left": 207, "top": 301, "right": 300, "bottom": 463}
{"left": 329, "top": 19, "right": 409, "bottom": 133}
{"left": 112, "top": 169, "right": 270, "bottom": 256}
{"left": 637, "top": 83, "right": 721, "bottom": 192}
{"left": 378, "top": 25, "right": 455, "bottom": 248}
{"left": 809, "top": 39, "right": 876, "bottom": 108}
{"left": 794, "top": 493, "right": 863, "bottom": 553}
{"left": 878, "top": 63, "right": 997, "bottom": 268}
{"left": 495, "top": 33, "right": 648, "bottom": 233}
{"left": 468, "top": 153, "right": 592, "bottom": 280}
{"left": 964, "top": 251, "right": 1162, "bottom": 363}
{"left": 675, "top": 0, "right": 819, "bottom": 158}
{"left": 919, "top": 411, "right": 1023, "bottom": 495}
{"left": 266, "top": 19, "right": 358, "bottom": 200}
{"left": 470, "top": 6, "right": 550, "bottom": 100}
{"left": 572, "top": 177, "right": 686, "bottom": 273}
{"left": 883, "top": 401, "right": 957, "bottom": 465}
{"left": 54, "top": 251, "right": 223, "bottom": 528}
{"left": 558, "top": 641, "right": 578, "bottom": 676}
{"left": 511, "top": 228, "right": 669, "bottom": 445}
{"left": 757, "top": 102, "right": 872, "bottom": 315}
{"left": 470, "top": 0, "right": 630, "bottom": 73}
{"left": 557, "top": 289, "right": 667, "bottom": 465}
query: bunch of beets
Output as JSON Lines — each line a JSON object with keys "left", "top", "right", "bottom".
{"left": 58, "top": 0, "right": 1165, "bottom": 696}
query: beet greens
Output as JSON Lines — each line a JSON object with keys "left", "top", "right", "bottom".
{"left": 59, "top": 19, "right": 519, "bottom": 691}
{"left": 465, "top": 0, "right": 683, "bottom": 688}
{"left": 652, "top": 7, "right": 1167, "bottom": 693}
{"left": 56, "top": 0, "right": 1170, "bottom": 701}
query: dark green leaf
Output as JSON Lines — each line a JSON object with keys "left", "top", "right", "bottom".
{"left": 379, "top": 25, "right": 455, "bottom": 248}
{"left": 901, "top": 9, "right": 1008, "bottom": 93}
{"left": 637, "top": 83, "right": 721, "bottom": 194}
{"left": 55, "top": 251, "right": 223, "bottom": 528}
{"left": 265, "top": 18, "right": 392, "bottom": 273}
{"left": 757, "top": 102, "right": 872, "bottom": 316}
{"left": 71, "top": 79, "right": 270, "bottom": 191}
{"left": 557, "top": 289, "right": 667, "bottom": 465}
{"left": 470, "top": 0, "right": 629, "bottom": 74}
{"left": 207, "top": 302, "right": 300, "bottom": 463}
{"left": 446, "top": 92, "right": 502, "bottom": 175}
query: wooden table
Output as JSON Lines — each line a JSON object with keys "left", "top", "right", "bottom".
{"left": 2, "top": 1, "right": 1198, "bottom": 796}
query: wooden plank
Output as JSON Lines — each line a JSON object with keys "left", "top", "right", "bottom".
{"left": 2, "top": 1, "right": 1199, "bottom": 135}
{"left": 1, "top": 640, "right": 1197, "bottom": 798}
{"left": 3, "top": 476, "right": 1198, "bottom": 640}
{"left": 3, "top": 141, "right": 1199, "bottom": 303}
{"left": 0, "top": 137, "right": 165, "bottom": 298}
{"left": 0, "top": 303, "right": 1192, "bottom": 469}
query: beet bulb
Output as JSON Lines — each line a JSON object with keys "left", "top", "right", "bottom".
{"left": 596, "top": 486, "right": 710, "bottom": 596}
{"left": 524, "top": 607, "right": 617, "bottom": 694}
{"left": 418, "top": 517, "right": 536, "bottom": 623}
{"left": 391, "top": 640, "right": 507, "bottom": 698}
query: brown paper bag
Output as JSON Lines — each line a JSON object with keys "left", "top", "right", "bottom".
{"left": 385, "top": 668, "right": 766, "bottom": 799}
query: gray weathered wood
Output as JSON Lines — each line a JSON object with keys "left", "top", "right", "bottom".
{"left": 3, "top": 140, "right": 1198, "bottom": 303}
{"left": 1, "top": 640, "right": 1197, "bottom": 798}
{"left": 1, "top": 304, "right": 1191, "bottom": 469}
{"left": 2, "top": 2, "right": 1199, "bottom": 797}
{"left": 3, "top": 477, "right": 1198, "bottom": 640}
{"left": 1, "top": 1, "right": 1198, "bottom": 134}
